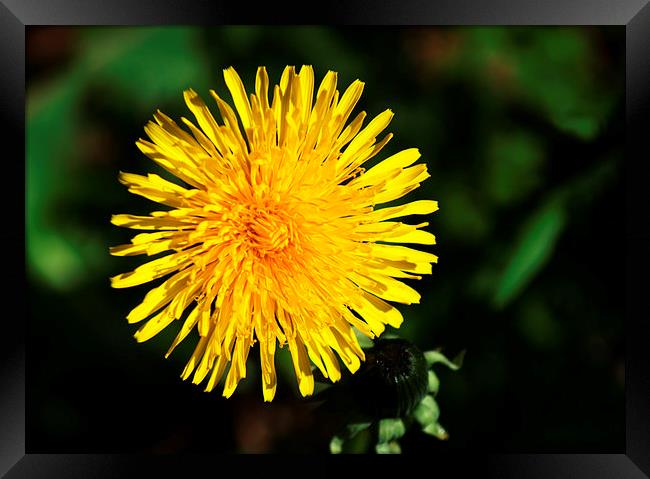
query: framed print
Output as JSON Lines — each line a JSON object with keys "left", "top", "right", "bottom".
{"left": 3, "top": 0, "right": 650, "bottom": 476}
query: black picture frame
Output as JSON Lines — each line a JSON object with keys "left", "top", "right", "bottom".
{"left": 5, "top": 1, "right": 650, "bottom": 476}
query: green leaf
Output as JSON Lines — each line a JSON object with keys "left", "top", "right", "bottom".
{"left": 346, "top": 427, "right": 373, "bottom": 454}
{"left": 422, "top": 422, "right": 449, "bottom": 440}
{"left": 551, "top": 112, "right": 600, "bottom": 140}
{"left": 329, "top": 436, "right": 344, "bottom": 454}
{"left": 424, "top": 349, "right": 465, "bottom": 370}
{"left": 427, "top": 370, "right": 440, "bottom": 395}
{"left": 346, "top": 422, "right": 373, "bottom": 438}
{"left": 494, "top": 196, "right": 567, "bottom": 308}
{"left": 375, "top": 441, "right": 401, "bottom": 454}
{"left": 414, "top": 395, "right": 440, "bottom": 427}
{"left": 330, "top": 422, "right": 372, "bottom": 454}
{"left": 378, "top": 418, "right": 406, "bottom": 444}
{"left": 381, "top": 332, "right": 401, "bottom": 340}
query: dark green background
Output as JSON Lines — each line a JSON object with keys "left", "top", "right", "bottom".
{"left": 27, "top": 26, "right": 624, "bottom": 453}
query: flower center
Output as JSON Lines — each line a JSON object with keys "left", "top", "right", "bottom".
{"left": 239, "top": 204, "right": 294, "bottom": 256}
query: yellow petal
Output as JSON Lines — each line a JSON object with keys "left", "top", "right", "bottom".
{"left": 260, "top": 336, "right": 277, "bottom": 402}
{"left": 297, "top": 65, "right": 315, "bottom": 126}
{"left": 385, "top": 229, "right": 436, "bottom": 245}
{"left": 331, "top": 79, "right": 364, "bottom": 136}
{"left": 204, "top": 353, "right": 228, "bottom": 392}
{"left": 350, "top": 271, "right": 421, "bottom": 305}
{"left": 287, "top": 335, "right": 314, "bottom": 396}
{"left": 357, "top": 222, "right": 436, "bottom": 245}
{"left": 223, "top": 336, "right": 251, "bottom": 398}
{"left": 374, "top": 164, "right": 430, "bottom": 204}
{"left": 110, "top": 213, "right": 197, "bottom": 231}
{"left": 255, "top": 66, "right": 270, "bottom": 111}
{"left": 126, "top": 268, "right": 193, "bottom": 324}
{"left": 223, "top": 66, "right": 253, "bottom": 131}
{"left": 341, "top": 307, "right": 376, "bottom": 337}
{"left": 339, "top": 109, "right": 394, "bottom": 168}
{"left": 165, "top": 304, "right": 201, "bottom": 358}
{"left": 210, "top": 91, "right": 250, "bottom": 158}
{"left": 110, "top": 248, "right": 197, "bottom": 289}
{"left": 323, "top": 327, "right": 363, "bottom": 374}
{"left": 183, "top": 89, "right": 230, "bottom": 157}
{"left": 367, "top": 243, "right": 438, "bottom": 265}
{"left": 181, "top": 335, "right": 210, "bottom": 380}
{"left": 368, "top": 200, "right": 439, "bottom": 222}
{"left": 362, "top": 258, "right": 422, "bottom": 280}
{"left": 192, "top": 327, "right": 221, "bottom": 385}
{"left": 133, "top": 309, "right": 175, "bottom": 343}
{"left": 313, "top": 339, "right": 341, "bottom": 382}
{"left": 351, "top": 291, "right": 404, "bottom": 329}
{"left": 118, "top": 170, "right": 197, "bottom": 208}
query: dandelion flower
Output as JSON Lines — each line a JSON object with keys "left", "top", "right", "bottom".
{"left": 110, "top": 65, "right": 438, "bottom": 401}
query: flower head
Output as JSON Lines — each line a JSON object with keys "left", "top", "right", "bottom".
{"left": 110, "top": 65, "right": 438, "bottom": 401}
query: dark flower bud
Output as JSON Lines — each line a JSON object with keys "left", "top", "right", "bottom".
{"left": 354, "top": 338, "right": 429, "bottom": 418}
{"left": 311, "top": 338, "right": 429, "bottom": 420}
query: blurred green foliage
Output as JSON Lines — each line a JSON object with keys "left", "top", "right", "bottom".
{"left": 495, "top": 195, "right": 567, "bottom": 309}
{"left": 27, "top": 27, "right": 212, "bottom": 292}
{"left": 26, "top": 26, "right": 624, "bottom": 453}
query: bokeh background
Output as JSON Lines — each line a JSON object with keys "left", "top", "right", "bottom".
{"left": 26, "top": 26, "right": 624, "bottom": 453}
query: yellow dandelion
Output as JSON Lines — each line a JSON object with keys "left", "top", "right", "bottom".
{"left": 110, "top": 65, "right": 438, "bottom": 402}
